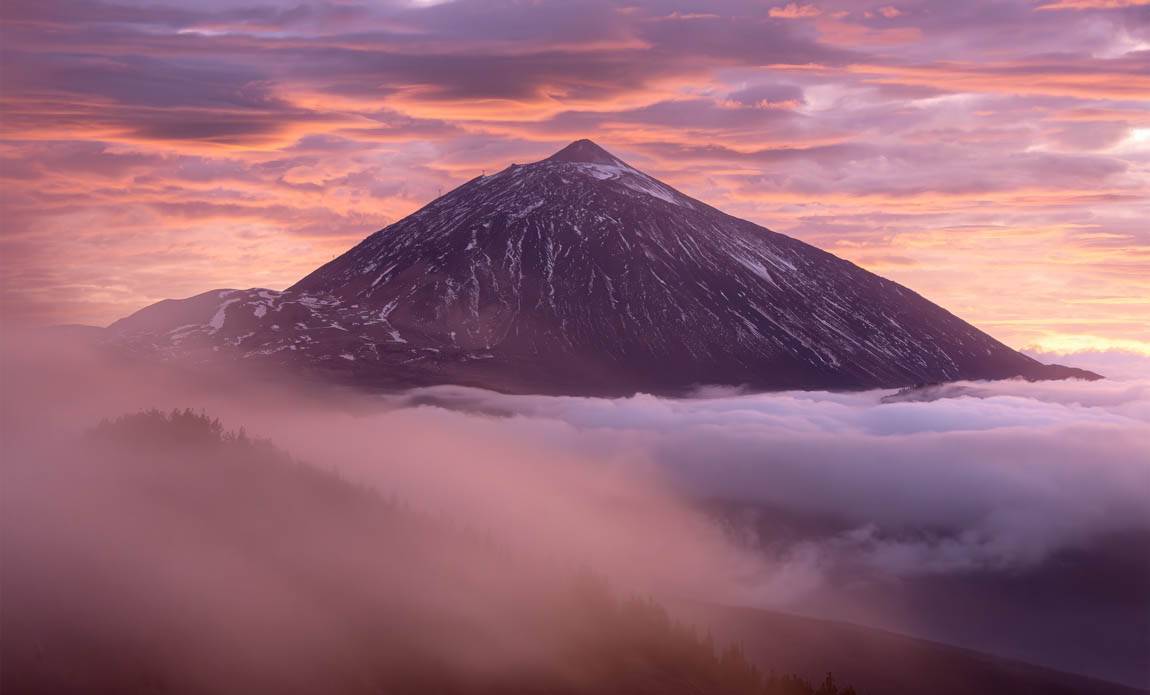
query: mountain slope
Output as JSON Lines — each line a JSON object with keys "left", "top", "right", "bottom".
{"left": 108, "top": 139, "right": 1098, "bottom": 395}
{"left": 2, "top": 410, "right": 855, "bottom": 695}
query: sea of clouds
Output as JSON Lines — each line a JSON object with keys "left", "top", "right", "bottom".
{"left": 3, "top": 333, "right": 1148, "bottom": 683}
{"left": 4, "top": 333, "right": 1147, "bottom": 605}
{"left": 378, "top": 375, "right": 1150, "bottom": 582}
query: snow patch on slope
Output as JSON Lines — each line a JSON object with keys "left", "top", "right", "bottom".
{"left": 572, "top": 163, "right": 694, "bottom": 209}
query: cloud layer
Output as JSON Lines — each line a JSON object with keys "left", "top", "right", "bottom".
{"left": 386, "top": 377, "right": 1150, "bottom": 577}
{"left": 6, "top": 327, "right": 1145, "bottom": 595}
{"left": 1, "top": 0, "right": 1147, "bottom": 356}
{"left": 3, "top": 332, "right": 1147, "bottom": 682}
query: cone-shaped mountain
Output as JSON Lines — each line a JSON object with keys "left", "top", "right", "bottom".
{"left": 110, "top": 140, "right": 1098, "bottom": 394}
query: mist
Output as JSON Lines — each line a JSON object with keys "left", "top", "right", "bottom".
{"left": 2, "top": 331, "right": 1147, "bottom": 690}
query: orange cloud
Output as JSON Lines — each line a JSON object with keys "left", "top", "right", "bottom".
{"left": 769, "top": 3, "right": 823, "bottom": 19}
{"left": 817, "top": 18, "right": 922, "bottom": 46}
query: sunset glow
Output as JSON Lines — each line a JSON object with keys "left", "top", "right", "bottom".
{"left": 1, "top": 0, "right": 1147, "bottom": 355}
{"left": 4, "top": 5, "right": 1150, "bottom": 691}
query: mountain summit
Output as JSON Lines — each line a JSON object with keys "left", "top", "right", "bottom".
{"left": 109, "top": 140, "right": 1098, "bottom": 394}
{"left": 544, "top": 138, "right": 626, "bottom": 165}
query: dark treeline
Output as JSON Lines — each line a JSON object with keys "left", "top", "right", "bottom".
{"left": 2, "top": 409, "right": 855, "bottom": 695}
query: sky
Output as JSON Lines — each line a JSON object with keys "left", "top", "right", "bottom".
{"left": 1, "top": 0, "right": 1147, "bottom": 357}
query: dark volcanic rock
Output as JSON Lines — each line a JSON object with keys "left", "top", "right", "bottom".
{"left": 107, "top": 139, "right": 1101, "bottom": 395}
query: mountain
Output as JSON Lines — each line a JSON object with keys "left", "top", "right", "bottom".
{"left": 107, "top": 139, "right": 1099, "bottom": 395}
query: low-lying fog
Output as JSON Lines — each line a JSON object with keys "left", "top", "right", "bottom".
{"left": 3, "top": 333, "right": 1148, "bottom": 689}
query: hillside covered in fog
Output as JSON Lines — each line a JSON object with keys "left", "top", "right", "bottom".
{"left": 2, "top": 408, "right": 857, "bottom": 695}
